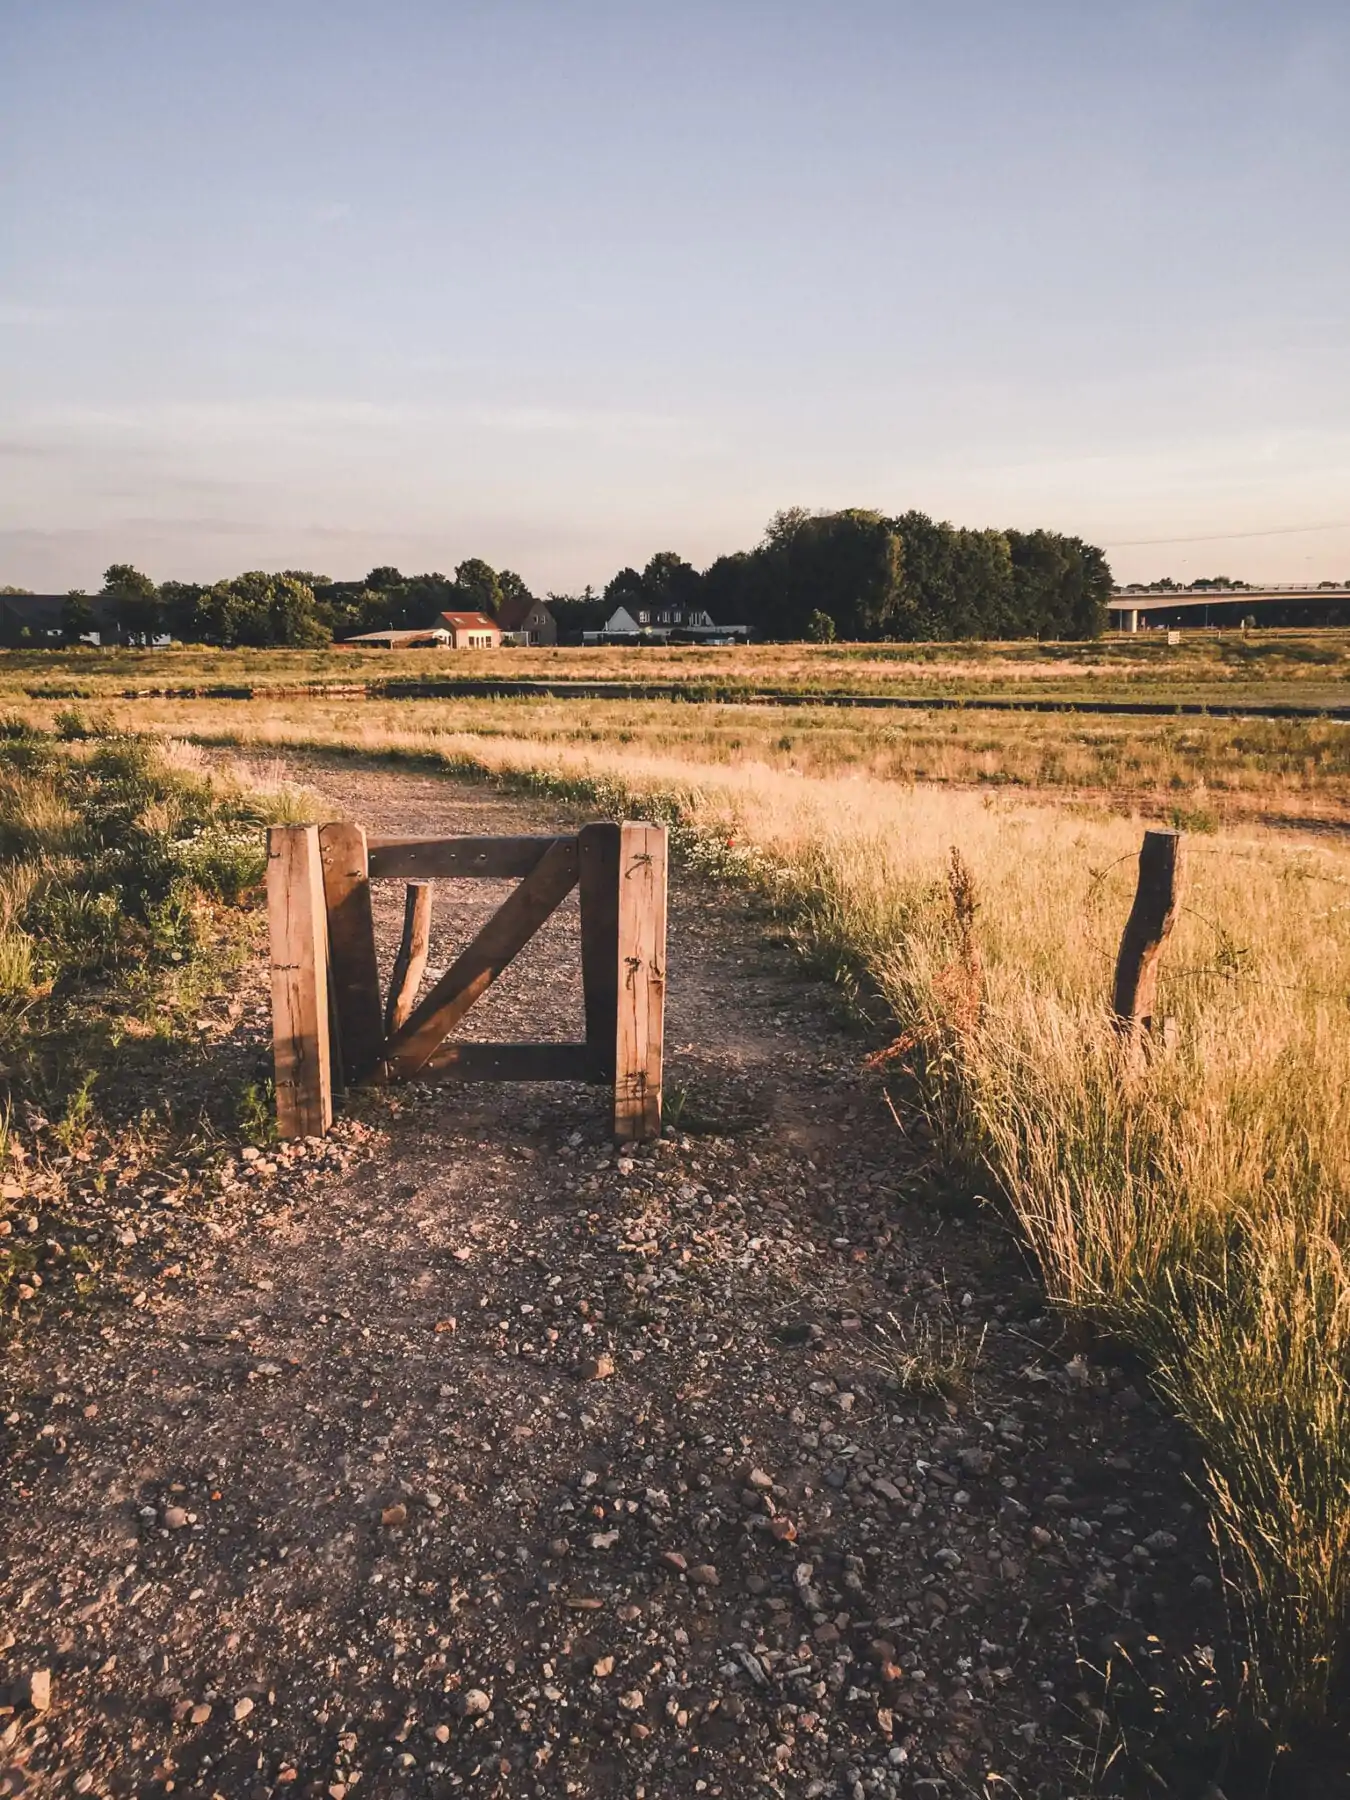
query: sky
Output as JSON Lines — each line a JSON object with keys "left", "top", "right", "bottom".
{"left": 2, "top": 0, "right": 1348, "bottom": 594}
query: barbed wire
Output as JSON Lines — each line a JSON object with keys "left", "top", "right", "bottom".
{"left": 1079, "top": 880, "right": 1350, "bottom": 1005}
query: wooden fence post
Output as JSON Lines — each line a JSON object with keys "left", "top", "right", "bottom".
{"left": 614, "top": 823, "right": 667, "bottom": 1142}
{"left": 319, "top": 821, "right": 384, "bottom": 1086}
{"left": 578, "top": 822, "right": 621, "bottom": 1083}
{"left": 267, "top": 825, "right": 334, "bottom": 1138}
{"left": 1112, "top": 827, "right": 1184, "bottom": 1071}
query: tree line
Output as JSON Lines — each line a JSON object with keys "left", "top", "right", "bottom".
{"left": 54, "top": 559, "right": 539, "bottom": 649}
{"left": 45, "top": 508, "right": 1113, "bottom": 647}
{"left": 560, "top": 509, "right": 1112, "bottom": 641}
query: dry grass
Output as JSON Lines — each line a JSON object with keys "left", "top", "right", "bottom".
{"left": 5, "top": 628, "right": 1350, "bottom": 704}
{"left": 3, "top": 692, "right": 1347, "bottom": 828}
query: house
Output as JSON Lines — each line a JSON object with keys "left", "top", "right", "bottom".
{"left": 583, "top": 604, "right": 640, "bottom": 642}
{"left": 582, "top": 602, "right": 750, "bottom": 646}
{"left": 340, "top": 627, "right": 452, "bottom": 649}
{"left": 496, "top": 594, "right": 557, "bottom": 646}
{"left": 435, "top": 610, "right": 502, "bottom": 649}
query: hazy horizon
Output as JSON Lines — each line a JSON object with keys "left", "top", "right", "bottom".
{"left": 3, "top": 0, "right": 1348, "bottom": 596}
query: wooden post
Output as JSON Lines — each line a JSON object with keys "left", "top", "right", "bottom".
{"left": 1112, "top": 828, "right": 1184, "bottom": 1071}
{"left": 385, "top": 882, "right": 433, "bottom": 1037}
{"left": 267, "top": 825, "right": 334, "bottom": 1138}
{"left": 578, "top": 822, "right": 621, "bottom": 1083}
{"left": 614, "top": 822, "right": 667, "bottom": 1142}
{"left": 318, "top": 822, "right": 384, "bottom": 1086}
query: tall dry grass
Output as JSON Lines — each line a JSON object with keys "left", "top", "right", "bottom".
{"left": 14, "top": 693, "right": 1349, "bottom": 826}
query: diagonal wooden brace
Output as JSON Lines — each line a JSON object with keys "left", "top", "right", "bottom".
{"left": 382, "top": 836, "right": 580, "bottom": 1077}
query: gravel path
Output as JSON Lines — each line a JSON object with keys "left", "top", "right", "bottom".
{"left": 1, "top": 758, "right": 1232, "bottom": 1799}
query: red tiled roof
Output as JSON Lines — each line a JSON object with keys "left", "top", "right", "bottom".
{"left": 437, "top": 611, "right": 500, "bottom": 630}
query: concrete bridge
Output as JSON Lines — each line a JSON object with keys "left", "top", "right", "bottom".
{"left": 1109, "top": 586, "right": 1350, "bottom": 631}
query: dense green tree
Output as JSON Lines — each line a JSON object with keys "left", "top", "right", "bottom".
{"left": 640, "top": 551, "right": 701, "bottom": 612}
{"left": 753, "top": 508, "right": 904, "bottom": 639}
{"left": 603, "top": 566, "right": 646, "bottom": 614}
{"left": 194, "top": 572, "right": 329, "bottom": 647}
{"left": 1003, "top": 531, "right": 1110, "bottom": 637}
{"left": 453, "top": 558, "right": 503, "bottom": 618}
{"left": 61, "top": 591, "right": 97, "bottom": 643}
{"left": 311, "top": 568, "right": 459, "bottom": 637}
{"left": 158, "top": 581, "right": 208, "bottom": 641}
{"left": 101, "top": 563, "right": 162, "bottom": 642}
{"left": 546, "top": 587, "right": 609, "bottom": 637}
{"left": 700, "top": 552, "right": 760, "bottom": 629}
{"left": 364, "top": 566, "right": 405, "bottom": 593}
{"left": 887, "top": 512, "right": 956, "bottom": 638}
{"left": 496, "top": 569, "right": 536, "bottom": 613}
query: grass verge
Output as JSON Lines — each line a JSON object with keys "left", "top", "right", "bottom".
{"left": 0, "top": 725, "right": 314, "bottom": 1341}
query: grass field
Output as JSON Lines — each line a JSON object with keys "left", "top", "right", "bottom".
{"left": 4, "top": 626, "right": 1350, "bottom": 709}
{"left": 5, "top": 636, "right": 1350, "bottom": 1726}
{"left": 7, "top": 688, "right": 1349, "bottom": 832}
{"left": 0, "top": 727, "right": 311, "bottom": 1332}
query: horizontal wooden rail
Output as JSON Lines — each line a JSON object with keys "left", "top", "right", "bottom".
{"left": 367, "top": 835, "right": 565, "bottom": 881}
{"left": 425, "top": 1042, "right": 593, "bottom": 1082}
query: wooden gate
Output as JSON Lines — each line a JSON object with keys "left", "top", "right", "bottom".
{"left": 266, "top": 820, "right": 667, "bottom": 1144}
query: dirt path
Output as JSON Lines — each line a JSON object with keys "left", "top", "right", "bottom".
{"left": 1, "top": 759, "right": 1230, "bottom": 1800}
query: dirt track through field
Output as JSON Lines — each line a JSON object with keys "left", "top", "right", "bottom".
{"left": 0, "top": 759, "right": 1231, "bottom": 1799}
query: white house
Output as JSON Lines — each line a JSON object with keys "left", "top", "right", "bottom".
{"left": 582, "top": 602, "right": 749, "bottom": 645}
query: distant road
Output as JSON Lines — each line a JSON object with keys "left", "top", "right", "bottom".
{"left": 1110, "top": 586, "right": 1350, "bottom": 623}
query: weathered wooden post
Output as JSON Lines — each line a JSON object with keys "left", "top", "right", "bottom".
{"left": 318, "top": 822, "right": 383, "bottom": 1086}
{"left": 578, "top": 822, "right": 621, "bottom": 1084}
{"left": 384, "top": 882, "right": 433, "bottom": 1036}
{"left": 614, "top": 822, "right": 668, "bottom": 1142}
{"left": 1112, "top": 827, "right": 1183, "bottom": 1072}
{"left": 267, "top": 825, "right": 334, "bottom": 1138}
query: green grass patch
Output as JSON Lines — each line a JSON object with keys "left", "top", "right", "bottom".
{"left": 0, "top": 729, "right": 290, "bottom": 1336}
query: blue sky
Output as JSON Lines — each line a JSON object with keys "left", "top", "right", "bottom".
{"left": 2, "top": 0, "right": 1348, "bottom": 592}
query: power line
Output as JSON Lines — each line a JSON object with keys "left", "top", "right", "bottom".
{"left": 1106, "top": 521, "right": 1350, "bottom": 549}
